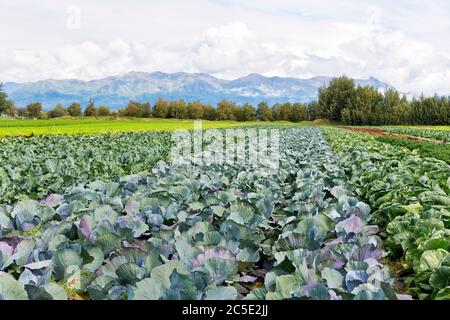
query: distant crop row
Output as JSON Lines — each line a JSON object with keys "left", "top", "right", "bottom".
{"left": 381, "top": 127, "right": 450, "bottom": 142}
{"left": 375, "top": 136, "right": 450, "bottom": 164}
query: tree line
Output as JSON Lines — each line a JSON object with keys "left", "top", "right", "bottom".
{"left": 0, "top": 92, "right": 313, "bottom": 123}
{"left": 1, "top": 79, "right": 449, "bottom": 125}
{"left": 317, "top": 76, "right": 450, "bottom": 125}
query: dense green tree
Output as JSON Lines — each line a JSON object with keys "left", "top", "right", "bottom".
{"left": 26, "top": 102, "right": 43, "bottom": 119}
{"left": 305, "top": 101, "right": 320, "bottom": 121}
{"left": 0, "top": 85, "right": 16, "bottom": 117}
{"left": 341, "top": 86, "right": 382, "bottom": 125}
{"left": 140, "top": 102, "right": 152, "bottom": 118}
{"left": 202, "top": 104, "right": 217, "bottom": 120}
{"left": 174, "top": 100, "right": 187, "bottom": 119}
{"left": 48, "top": 104, "right": 69, "bottom": 118}
{"left": 256, "top": 102, "right": 272, "bottom": 121}
{"left": 187, "top": 101, "right": 204, "bottom": 119}
{"left": 167, "top": 100, "right": 177, "bottom": 118}
{"left": 84, "top": 99, "right": 98, "bottom": 116}
{"left": 153, "top": 99, "right": 169, "bottom": 118}
{"left": 217, "top": 100, "right": 237, "bottom": 120}
{"left": 317, "top": 75, "right": 450, "bottom": 125}
{"left": 122, "top": 101, "right": 150, "bottom": 117}
{"left": 271, "top": 104, "right": 281, "bottom": 121}
{"left": 0, "top": 84, "right": 9, "bottom": 115}
{"left": 3, "top": 100, "right": 16, "bottom": 116}
{"left": 121, "top": 102, "right": 137, "bottom": 117}
{"left": 98, "top": 106, "right": 111, "bottom": 116}
{"left": 67, "top": 102, "right": 82, "bottom": 117}
{"left": 290, "top": 103, "right": 306, "bottom": 122}
{"left": 236, "top": 103, "right": 256, "bottom": 121}
{"left": 414, "top": 95, "right": 449, "bottom": 125}
{"left": 380, "top": 89, "right": 409, "bottom": 125}
{"left": 318, "top": 76, "right": 355, "bottom": 121}
{"left": 279, "top": 103, "right": 294, "bottom": 121}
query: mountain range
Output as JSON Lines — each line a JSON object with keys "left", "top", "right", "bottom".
{"left": 3, "top": 72, "right": 393, "bottom": 110}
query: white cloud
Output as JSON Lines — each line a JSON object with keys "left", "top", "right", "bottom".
{"left": 0, "top": 0, "right": 449, "bottom": 95}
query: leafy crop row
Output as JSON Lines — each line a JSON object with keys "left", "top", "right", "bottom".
{"left": 0, "top": 132, "right": 172, "bottom": 203}
{"left": 0, "top": 127, "right": 399, "bottom": 300}
{"left": 323, "top": 128, "right": 450, "bottom": 300}
{"left": 375, "top": 136, "right": 450, "bottom": 164}
{"left": 380, "top": 127, "right": 450, "bottom": 143}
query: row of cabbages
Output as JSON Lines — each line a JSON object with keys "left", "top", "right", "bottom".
{"left": 323, "top": 127, "right": 450, "bottom": 300}
{"left": 0, "top": 127, "right": 405, "bottom": 300}
{"left": 0, "top": 132, "right": 172, "bottom": 203}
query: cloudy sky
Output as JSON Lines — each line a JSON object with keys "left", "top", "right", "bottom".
{"left": 1, "top": 0, "right": 449, "bottom": 95}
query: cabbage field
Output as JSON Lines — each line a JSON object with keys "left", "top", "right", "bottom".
{"left": 323, "top": 128, "right": 450, "bottom": 300}
{"left": 380, "top": 127, "right": 450, "bottom": 142}
{"left": 0, "top": 125, "right": 449, "bottom": 300}
{"left": 0, "top": 132, "right": 172, "bottom": 203}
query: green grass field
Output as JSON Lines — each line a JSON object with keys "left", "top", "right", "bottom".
{"left": 0, "top": 118, "right": 307, "bottom": 136}
{"left": 1, "top": 117, "right": 447, "bottom": 137}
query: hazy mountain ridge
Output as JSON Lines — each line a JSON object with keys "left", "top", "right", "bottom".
{"left": 3, "top": 72, "right": 394, "bottom": 109}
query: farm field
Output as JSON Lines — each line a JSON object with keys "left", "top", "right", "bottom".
{"left": 2, "top": 0, "right": 450, "bottom": 312}
{"left": 380, "top": 126, "right": 450, "bottom": 142}
{"left": 0, "top": 123, "right": 449, "bottom": 300}
{"left": 0, "top": 132, "right": 173, "bottom": 203}
{"left": 375, "top": 136, "right": 450, "bottom": 164}
{"left": 0, "top": 126, "right": 397, "bottom": 300}
{"left": 0, "top": 118, "right": 304, "bottom": 137}
{"left": 337, "top": 126, "right": 450, "bottom": 163}
{"left": 322, "top": 128, "right": 450, "bottom": 300}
